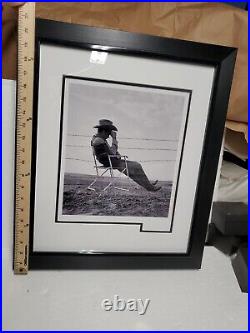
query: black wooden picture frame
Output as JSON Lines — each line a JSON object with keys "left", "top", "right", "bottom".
{"left": 28, "top": 18, "right": 237, "bottom": 270}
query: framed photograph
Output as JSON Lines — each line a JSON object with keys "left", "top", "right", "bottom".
{"left": 28, "top": 18, "right": 236, "bottom": 269}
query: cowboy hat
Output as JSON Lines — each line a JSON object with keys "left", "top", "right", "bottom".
{"left": 94, "top": 119, "right": 118, "bottom": 131}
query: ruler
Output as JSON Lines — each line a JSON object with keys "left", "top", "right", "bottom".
{"left": 14, "top": 2, "right": 35, "bottom": 274}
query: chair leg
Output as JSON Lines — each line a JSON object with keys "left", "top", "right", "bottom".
{"left": 103, "top": 181, "right": 113, "bottom": 192}
{"left": 105, "top": 166, "right": 129, "bottom": 192}
{"left": 100, "top": 165, "right": 114, "bottom": 192}
{"left": 124, "top": 157, "right": 129, "bottom": 178}
{"left": 114, "top": 186, "right": 129, "bottom": 192}
{"left": 112, "top": 167, "right": 130, "bottom": 192}
{"left": 88, "top": 161, "right": 130, "bottom": 194}
{"left": 87, "top": 169, "right": 110, "bottom": 191}
{"left": 87, "top": 178, "right": 98, "bottom": 192}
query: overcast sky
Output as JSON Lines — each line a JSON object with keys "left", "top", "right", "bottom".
{"left": 63, "top": 78, "right": 189, "bottom": 181}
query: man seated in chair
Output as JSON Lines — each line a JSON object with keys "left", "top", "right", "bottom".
{"left": 91, "top": 119, "right": 161, "bottom": 192}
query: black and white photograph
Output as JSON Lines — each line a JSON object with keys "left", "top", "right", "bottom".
{"left": 57, "top": 77, "right": 191, "bottom": 223}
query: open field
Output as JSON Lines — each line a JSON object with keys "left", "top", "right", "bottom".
{"left": 63, "top": 173, "right": 173, "bottom": 217}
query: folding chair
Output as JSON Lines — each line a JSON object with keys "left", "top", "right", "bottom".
{"left": 87, "top": 150, "right": 130, "bottom": 192}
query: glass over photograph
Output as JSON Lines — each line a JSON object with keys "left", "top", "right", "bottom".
{"left": 57, "top": 77, "right": 191, "bottom": 226}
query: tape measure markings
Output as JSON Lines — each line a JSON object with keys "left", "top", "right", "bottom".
{"left": 14, "top": 3, "right": 35, "bottom": 274}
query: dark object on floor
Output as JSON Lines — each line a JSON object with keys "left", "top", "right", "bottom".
{"left": 206, "top": 223, "right": 244, "bottom": 256}
{"left": 225, "top": 2, "right": 248, "bottom": 10}
{"left": 207, "top": 202, "right": 248, "bottom": 293}
{"left": 231, "top": 245, "right": 248, "bottom": 293}
{"left": 212, "top": 202, "right": 248, "bottom": 236}
{"left": 223, "top": 151, "right": 248, "bottom": 170}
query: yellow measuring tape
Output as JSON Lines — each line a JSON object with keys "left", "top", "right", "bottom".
{"left": 14, "top": 3, "right": 35, "bottom": 274}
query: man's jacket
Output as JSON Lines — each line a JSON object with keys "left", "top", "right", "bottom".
{"left": 91, "top": 134, "right": 120, "bottom": 166}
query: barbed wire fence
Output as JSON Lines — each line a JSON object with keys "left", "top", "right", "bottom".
{"left": 67, "top": 133, "right": 178, "bottom": 142}
{"left": 65, "top": 134, "right": 178, "bottom": 164}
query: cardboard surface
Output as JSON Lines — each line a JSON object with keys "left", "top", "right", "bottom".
{"left": 2, "top": 2, "right": 248, "bottom": 154}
